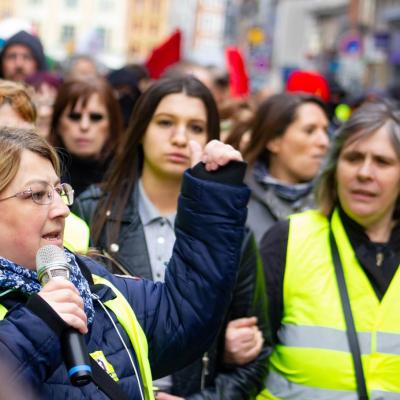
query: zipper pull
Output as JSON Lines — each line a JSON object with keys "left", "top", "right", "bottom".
{"left": 200, "top": 352, "right": 209, "bottom": 390}
{"left": 376, "top": 252, "right": 384, "bottom": 268}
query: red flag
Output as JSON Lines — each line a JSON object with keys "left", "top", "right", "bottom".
{"left": 225, "top": 47, "right": 249, "bottom": 98}
{"left": 286, "top": 70, "right": 330, "bottom": 102}
{"left": 145, "top": 30, "right": 181, "bottom": 79}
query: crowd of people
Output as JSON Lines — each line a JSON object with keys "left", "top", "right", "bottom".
{"left": 0, "top": 28, "right": 400, "bottom": 400}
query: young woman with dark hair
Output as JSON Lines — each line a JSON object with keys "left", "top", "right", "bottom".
{"left": 74, "top": 76, "right": 270, "bottom": 399}
{"left": 242, "top": 92, "right": 329, "bottom": 242}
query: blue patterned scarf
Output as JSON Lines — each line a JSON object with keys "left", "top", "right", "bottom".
{"left": 0, "top": 249, "right": 94, "bottom": 325}
{"left": 253, "top": 160, "right": 314, "bottom": 201}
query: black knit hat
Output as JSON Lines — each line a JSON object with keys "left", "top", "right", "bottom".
{"left": 0, "top": 30, "right": 47, "bottom": 76}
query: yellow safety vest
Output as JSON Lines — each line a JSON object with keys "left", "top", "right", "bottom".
{"left": 259, "top": 208, "right": 400, "bottom": 400}
{"left": 63, "top": 213, "right": 90, "bottom": 254}
{"left": 0, "top": 275, "right": 154, "bottom": 400}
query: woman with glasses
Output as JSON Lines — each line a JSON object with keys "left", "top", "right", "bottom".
{"left": 48, "top": 77, "right": 124, "bottom": 196}
{"left": 0, "top": 127, "right": 248, "bottom": 399}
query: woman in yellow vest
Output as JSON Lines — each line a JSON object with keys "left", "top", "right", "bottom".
{"left": 259, "top": 100, "right": 400, "bottom": 399}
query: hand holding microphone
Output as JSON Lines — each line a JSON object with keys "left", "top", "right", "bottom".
{"left": 38, "top": 280, "right": 88, "bottom": 334}
{"left": 36, "top": 245, "right": 92, "bottom": 386}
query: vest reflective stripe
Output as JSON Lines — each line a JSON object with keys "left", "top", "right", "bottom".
{"left": 259, "top": 209, "right": 400, "bottom": 399}
{"left": 264, "top": 371, "right": 400, "bottom": 400}
{"left": 376, "top": 332, "right": 400, "bottom": 355}
{"left": 278, "top": 324, "right": 371, "bottom": 354}
{"left": 92, "top": 274, "right": 154, "bottom": 400}
{"left": 63, "top": 213, "right": 90, "bottom": 254}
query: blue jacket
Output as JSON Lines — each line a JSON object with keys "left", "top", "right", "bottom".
{"left": 0, "top": 171, "right": 250, "bottom": 399}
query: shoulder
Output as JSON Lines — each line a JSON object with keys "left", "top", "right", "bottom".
{"left": 260, "top": 220, "right": 290, "bottom": 254}
{"left": 76, "top": 184, "right": 103, "bottom": 203}
{"left": 72, "top": 184, "right": 104, "bottom": 222}
{"left": 288, "top": 209, "right": 328, "bottom": 231}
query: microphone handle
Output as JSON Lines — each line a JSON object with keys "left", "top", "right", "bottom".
{"left": 61, "top": 328, "right": 92, "bottom": 386}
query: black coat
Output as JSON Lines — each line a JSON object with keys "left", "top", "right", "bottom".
{"left": 74, "top": 170, "right": 271, "bottom": 399}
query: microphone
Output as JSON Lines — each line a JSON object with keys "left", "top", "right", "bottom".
{"left": 36, "top": 245, "right": 92, "bottom": 386}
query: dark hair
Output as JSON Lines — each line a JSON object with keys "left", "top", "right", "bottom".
{"left": 48, "top": 77, "right": 123, "bottom": 161}
{"left": 91, "top": 75, "right": 220, "bottom": 246}
{"left": 242, "top": 92, "right": 327, "bottom": 166}
{"left": 315, "top": 100, "right": 400, "bottom": 216}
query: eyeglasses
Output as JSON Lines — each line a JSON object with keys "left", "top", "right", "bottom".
{"left": 67, "top": 112, "right": 105, "bottom": 123}
{"left": 0, "top": 182, "right": 74, "bottom": 206}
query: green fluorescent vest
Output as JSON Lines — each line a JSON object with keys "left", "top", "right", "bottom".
{"left": 0, "top": 275, "right": 154, "bottom": 400}
{"left": 63, "top": 213, "right": 90, "bottom": 254}
{"left": 259, "top": 209, "right": 400, "bottom": 400}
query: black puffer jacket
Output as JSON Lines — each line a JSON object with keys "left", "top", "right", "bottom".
{"left": 74, "top": 176, "right": 271, "bottom": 399}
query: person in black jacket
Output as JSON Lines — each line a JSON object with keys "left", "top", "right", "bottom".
{"left": 74, "top": 76, "right": 271, "bottom": 399}
{"left": 48, "top": 77, "right": 124, "bottom": 196}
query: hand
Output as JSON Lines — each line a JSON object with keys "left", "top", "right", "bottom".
{"left": 189, "top": 139, "right": 243, "bottom": 171}
{"left": 155, "top": 392, "right": 184, "bottom": 400}
{"left": 223, "top": 317, "right": 264, "bottom": 365}
{"left": 38, "top": 279, "right": 88, "bottom": 334}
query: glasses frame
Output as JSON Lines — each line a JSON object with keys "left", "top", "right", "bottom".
{"left": 0, "top": 182, "right": 74, "bottom": 206}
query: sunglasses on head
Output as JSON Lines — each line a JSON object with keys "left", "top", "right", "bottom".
{"left": 67, "top": 112, "right": 105, "bottom": 123}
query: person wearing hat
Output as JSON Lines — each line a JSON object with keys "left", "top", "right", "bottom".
{"left": 0, "top": 30, "right": 47, "bottom": 82}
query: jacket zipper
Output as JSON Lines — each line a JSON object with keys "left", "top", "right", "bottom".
{"left": 200, "top": 352, "right": 209, "bottom": 390}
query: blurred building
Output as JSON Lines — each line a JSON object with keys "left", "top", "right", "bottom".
{"left": 264, "top": 0, "right": 400, "bottom": 94}
{"left": 168, "top": 0, "right": 197, "bottom": 62}
{"left": 224, "top": 0, "right": 276, "bottom": 92}
{"left": 126, "top": 0, "right": 171, "bottom": 63}
{"left": 0, "top": 2, "right": 14, "bottom": 19}
{"left": 12, "top": 0, "right": 129, "bottom": 68}
{"left": 190, "top": 0, "right": 226, "bottom": 65}
{"left": 0, "top": 0, "right": 228, "bottom": 69}
{"left": 368, "top": 0, "right": 400, "bottom": 90}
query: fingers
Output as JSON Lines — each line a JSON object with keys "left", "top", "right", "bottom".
{"left": 228, "top": 316, "right": 258, "bottom": 329}
{"left": 224, "top": 317, "right": 264, "bottom": 365}
{"left": 237, "top": 329, "right": 264, "bottom": 365}
{"left": 38, "top": 280, "right": 88, "bottom": 334}
{"left": 190, "top": 139, "right": 243, "bottom": 171}
{"left": 202, "top": 140, "right": 243, "bottom": 171}
{"left": 189, "top": 140, "right": 203, "bottom": 167}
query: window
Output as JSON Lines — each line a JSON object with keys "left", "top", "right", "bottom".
{"left": 151, "top": 0, "right": 159, "bottom": 11}
{"left": 96, "top": 27, "right": 111, "bottom": 50}
{"left": 200, "top": 14, "right": 221, "bottom": 33}
{"left": 65, "top": 0, "right": 78, "bottom": 7}
{"left": 150, "top": 21, "right": 159, "bottom": 34}
{"left": 60, "top": 25, "right": 75, "bottom": 43}
{"left": 98, "top": 0, "right": 113, "bottom": 11}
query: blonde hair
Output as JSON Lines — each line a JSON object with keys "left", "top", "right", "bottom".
{"left": 0, "top": 127, "right": 59, "bottom": 193}
{"left": 0, "top": 80, "right": 37, "bottom": 124}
